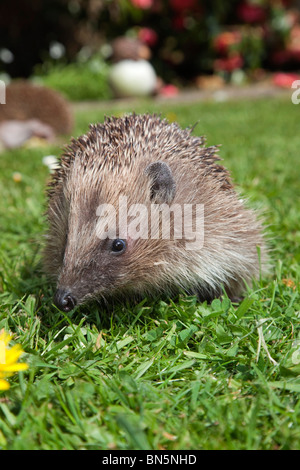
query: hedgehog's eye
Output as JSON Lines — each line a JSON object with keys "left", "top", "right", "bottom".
{"left": 111, "top": 239, "right": 127, "bottom": 254}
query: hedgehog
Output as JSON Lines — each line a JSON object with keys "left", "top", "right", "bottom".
{"left": 44, "top": 114, "right": 268, "bottom": 312}
{"left": 0, "top": 81, "right": 73, "bottom": 135}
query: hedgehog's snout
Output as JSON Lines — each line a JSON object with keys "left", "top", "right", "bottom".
{"left": 53, "top": 289, "right": 77, "bottom": 313}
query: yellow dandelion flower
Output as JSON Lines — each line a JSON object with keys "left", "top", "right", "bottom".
{"left": 282, "top": 278, "right": 296, "bottom": 290}
{"left": 12, "top": 172, "right": 22, "bottom": 183}
{"left": 0, "top": 330, "right": 28, "bottom": 391}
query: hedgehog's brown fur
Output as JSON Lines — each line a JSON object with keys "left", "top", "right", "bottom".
{"left": 0, "top": 81, "right": 73, "bottom": 135}
{"left": 44, "top": 114, "right": 268, "bottom": 311}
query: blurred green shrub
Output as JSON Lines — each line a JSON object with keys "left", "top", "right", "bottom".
{"left": 35, "top": 56, "right": 112, "bottom": 101}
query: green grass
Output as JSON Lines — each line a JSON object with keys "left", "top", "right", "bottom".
{"left": 0, "top": 96, "right": 300, "bottom": 450}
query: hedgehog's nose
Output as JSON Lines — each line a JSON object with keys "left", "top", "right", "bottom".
{"left": 53, "top": 289, "right": 77, "bottom": 312}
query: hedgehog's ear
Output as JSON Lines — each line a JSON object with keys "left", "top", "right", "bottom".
{"left": 145, "top": 161, "right": 176, "bottom": 204}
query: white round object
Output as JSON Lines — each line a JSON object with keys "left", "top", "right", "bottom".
{"left": 109, "top": 60, "right": 157, "bottom": 97}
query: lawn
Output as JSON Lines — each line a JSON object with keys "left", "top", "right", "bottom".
{"left": 0, "top": 95, "right": 299, "bottom": 450}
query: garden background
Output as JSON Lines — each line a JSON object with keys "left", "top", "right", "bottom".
{"left": 2, "top": 0, "right": 300, "bottom": 97}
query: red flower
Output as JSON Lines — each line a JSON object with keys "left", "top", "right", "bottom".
{"left": 130, "top": 0, "right": 153, "bottom": 9}
{"left": 159, "top": 84, "right": 179, "bottom": 97}
{"left": 237, "top": 2, "right": 267, "bottom": 24}
{"left": 138, "top": 28, "right": 158, "bottom": 47}
{"left": 213, "top": 31, "right": 242, "bottom": 55}
{"left": 273, "top": 72, "right": 300, "bottom": 88}
{"left": 172, "top": 14, "right": 185, "bottom": 31}
{"left": 214, "top": 54, "right": 244, "bottom": 72}
{"left": 270, "top": 49, "right": 292, "bottom": 66}
{"left": 170, "top": 0, "right": 197, "bottom": 12}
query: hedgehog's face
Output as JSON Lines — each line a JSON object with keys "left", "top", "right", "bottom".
{"left": 52, "top": 160, "right": 177, "bottom": 312}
